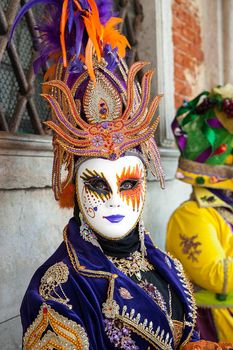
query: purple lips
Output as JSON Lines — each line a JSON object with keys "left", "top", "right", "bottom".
{"left": 103, "top": 215, "right": 125, "bottom": 223}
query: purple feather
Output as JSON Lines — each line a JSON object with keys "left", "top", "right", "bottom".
{"left": 96, "top": 0, "right": 114, "bottom": 24}
{"left": 9, "top": 0, "right": 58, "bottom": 45}
{"left": 79, "top": 0, "right": 89, "bottom": 10}
{"left": 104, "top": 44, "right": 118, "bottom": 71}
{"left": 74, "top": 13, "right": 84, "bottom": 58}
{"left": 68, "top": 0, "right": 75, "bottom": 33}
{"left": 9, "top": 0, "right": 116, "bottom": 74}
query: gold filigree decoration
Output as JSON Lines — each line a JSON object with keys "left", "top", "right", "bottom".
{"left": 107, "top": 251, "right": 154, "bottom": 281}
{"left": 23, "top": 303, "right": 89, "bottom": 350}
{"left": 83, "top": 70, "right": 122, "bottom": 123}
{"left": 172, "top": 320, "right": 183, "bottom": 349}
{"left": 39, "top": 262, "right": 71, "bottom": 309}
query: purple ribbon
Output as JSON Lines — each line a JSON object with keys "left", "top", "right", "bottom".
{"left": 195, "top": 146, "right": 212, "bottom": 163}
{"left": 207, "top": 118, "right": 223, "bottom": 128}
{"left": 171, "top": 118, "right": 187, "bottom": 152}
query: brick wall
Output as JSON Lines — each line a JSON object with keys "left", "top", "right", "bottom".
{"left": 172, "top": 0, "right": 204, "bottom": 109}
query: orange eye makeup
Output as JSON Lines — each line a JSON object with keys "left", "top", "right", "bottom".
{"left": 116, "top": 164, "right": 145, "bottom": 211}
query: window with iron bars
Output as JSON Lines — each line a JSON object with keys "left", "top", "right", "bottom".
{"left": 0, "top": 0, "right": 143, "bottom": 135}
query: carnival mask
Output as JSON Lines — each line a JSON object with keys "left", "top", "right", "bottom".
{"left": 76, "top": 156, "right": 146, "bottom": 239}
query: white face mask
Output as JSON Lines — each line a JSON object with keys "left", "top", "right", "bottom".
{"left": 76, "top": 156, "right": 146, "bottom": 239}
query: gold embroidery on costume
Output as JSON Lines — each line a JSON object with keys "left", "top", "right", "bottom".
{"left": 39, "top": 262, "right": 71, "bottom": 309}
{"left": 172, "top": 320, "right": 183, "bottom": 348}
{"left": 138, "top": 279, "right": 166, "bottom": 313}
{"left": 23, "top": 303, "right": 89, "bottom": 350}
{"left": 118, "top": 306, "right": 173, "bottom": 349}
{"left": 179, "top": 234, "right": 202, "bottom": 262}
{"left": 173, "top": 258, "right": 197, "bottom": 348}
{"left": 107, "top": 250, "right": 154, "bottom": 281}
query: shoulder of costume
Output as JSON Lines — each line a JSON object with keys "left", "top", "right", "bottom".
{"left": 20, "top": 237, "right": 90, "bottom": 348}
{"left": 144, "top": 230, "right": 184, "bottom": 270}
{"left": 171, "top": 199, "right": 216, "bottom": 217}
{"left": 20, "top": 238, "right": 73, "bottom": 319}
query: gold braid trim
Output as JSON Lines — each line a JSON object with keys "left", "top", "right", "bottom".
{"left": 222, "top": 258, "right": 229, "bottom": 295}
{"left": 23, "top": 304, "right": 89, "bottom": 350}
{"left": 179, "top": 157, "right": 233, "bottom": 179}
{"left": 116, "top": 311, "right": 173, "bottom": 350}
{"left": 173, "top": 258, "right": 197, "bottom": 349}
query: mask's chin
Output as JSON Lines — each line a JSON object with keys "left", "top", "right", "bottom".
{"left": 79, "top": 205, "right": 142, "bottom": 240}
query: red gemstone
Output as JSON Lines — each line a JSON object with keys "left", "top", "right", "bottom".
{"left": 213, "top": 144, "right": 227, "bottom": 155}
{"left": 43, "top": 307, "right": 48, "bottom": 315}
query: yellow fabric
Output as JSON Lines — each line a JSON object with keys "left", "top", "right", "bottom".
{"left": 194, "top": 187, "right": 233, "bottom": 210}
{"left": 166, "top": 200, "right": 233, "bottom": 341}
{"left": 177, "top": 167, "right": 233, "bottom": 191}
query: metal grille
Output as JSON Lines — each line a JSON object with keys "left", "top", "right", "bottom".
{"left": 0, "top": 0, "right": 143, "bottom": 135}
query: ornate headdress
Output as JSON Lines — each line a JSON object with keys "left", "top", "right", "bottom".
{"left": 10, "top": 0, "right": 164, "bottom": 204}
{"left": 172, "top": 85, "right": 233, "bottom": 190}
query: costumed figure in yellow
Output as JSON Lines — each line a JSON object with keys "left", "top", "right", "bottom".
{"left": 167, "top": 84, "right": 233, "bottom": 342}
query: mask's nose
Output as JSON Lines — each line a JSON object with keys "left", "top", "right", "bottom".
{"left": 106, "top": 194, "right": 121, "bottom": 208}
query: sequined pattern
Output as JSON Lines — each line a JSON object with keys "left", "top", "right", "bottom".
{"left": 23, "top": 303, "right": 89, "bottom": 350}
{"left": 107, "top": 251, "right": 154, "bottom": 280}
{"left": 139, "top": 279, "right": 166, "bottom": 313}
{"left": 105, "top": 318, "right": 139, "bottom": 350}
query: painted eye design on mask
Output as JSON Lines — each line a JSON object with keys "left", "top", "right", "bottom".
{"left": 120, "top": 179, "right": 139, "bottom": 191}
{"left": 81, "top": 169, "right": 112, "bottom": 201}
{"left": 87, "top": 178, "right": 110, "bottom": 192}
{"left": 116, "top": 164, "right": 145, "bottom": 211}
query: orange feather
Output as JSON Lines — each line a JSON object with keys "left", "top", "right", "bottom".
{"left": 83, "top": 16, "right": 101, "bottom": 61}
{"left": 73, "top": 0, "right": 82, "bottom": 11}
{"left": 103, "top": 17, "right": 130, "bottom": 58}
{"left": 59, "top": 182, "right": 75, "bottom": 208}
{"left": 85, "top": 39, "right": 96, "bottom": 84}
{"left": 60, "top": 0, "right": 69, "bottom": 67}
{"left": 86, "top": 0, "right": 102, "bottom": 35}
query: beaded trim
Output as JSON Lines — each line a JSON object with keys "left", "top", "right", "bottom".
{"left": 107, "top": 251, "right": 154, "bottom": 281}
{"left": 104, "top": 318, "right": 139, "bottom": 350}
{"left": 179, "top": 157, "right": 233, "bottom": 179}
{"left": 23, "top": 303, "right": 89, "bottom": 350}
{"left": 173, "top": 258, "right": 197, "bottom": 348}
{"left": 118, "top": 306, "right": 173, "bottom": 349}
{"left": 138, "top": 279, "right": 166, "bottom": 313}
